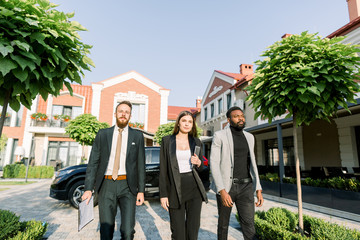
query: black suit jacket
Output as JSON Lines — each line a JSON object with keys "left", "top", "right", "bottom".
{"left": 159, "top": 135, "right": 208, "bottom": 208}
{"left": 84, "top": 126, "right": 145, "bottom": 195}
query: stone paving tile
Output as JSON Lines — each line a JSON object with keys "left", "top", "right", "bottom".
{"left": 1, "top": 179, "right": 359, "bottom": 240}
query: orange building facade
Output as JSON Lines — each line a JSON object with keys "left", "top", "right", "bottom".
{"left": 0, "top": 71, "right": 170, "bottom": 169}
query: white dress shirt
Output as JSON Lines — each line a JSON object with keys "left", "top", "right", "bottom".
{"left": 105, "top": 125, "right": 129, "bottom": 176}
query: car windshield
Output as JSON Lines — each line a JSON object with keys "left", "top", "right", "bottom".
{"left": 145, "top": 148, "right": 160, "bottom": 164}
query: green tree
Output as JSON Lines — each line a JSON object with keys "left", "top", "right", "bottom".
{"left": 0, "top": 0, "right": 94, "bottom": 137}
{"left": 154, "top": 122, "right": 203, "bottom": 145}
{"left": 65, "top": 114, "right": 109, "bottom": 161}
{"left": 247, "top": 32, "right": 360, "bottom": 234}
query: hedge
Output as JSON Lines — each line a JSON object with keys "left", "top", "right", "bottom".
{"left": 3, "top": 163, "right": 54, "bottom": 178}
{"left": 238, "top": 207, "right": 360, "bottom": 240}
{"left": 0, "top": 209, "right": 47, "bottom": 240}
{"left": 260, "top": 173, "right": 360, "bottom": 192}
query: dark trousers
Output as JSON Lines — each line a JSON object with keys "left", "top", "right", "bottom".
{"left": 169, "top": 197, "right": 203, "bottom": 240}
{"left": 216, "top": 182, "right": 256, "bottom": 240}
{"left": 98, "top": 178, "right": 136, "bottom": 240}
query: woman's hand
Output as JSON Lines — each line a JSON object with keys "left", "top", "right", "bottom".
{"left": 160, "top": 197, "right": 169, "bottom": 211}
{"left": 191, "top": 154, "right": 201, "bottom": 168}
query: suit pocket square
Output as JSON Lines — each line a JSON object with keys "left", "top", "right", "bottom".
{"left": 132, "top": 142, "right": 136, "bottom": 145}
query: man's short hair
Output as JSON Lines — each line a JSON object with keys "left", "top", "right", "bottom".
{"left": 226, "top": 106, "right": 243, "bottom": 118}
{"left": 115, "top": 100, "right": 132, "bottom": 112}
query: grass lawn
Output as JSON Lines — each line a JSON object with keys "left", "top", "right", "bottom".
{"left": 0, "top": 188, "right": 10, "bottom": 191}
{"left": 0, "top": 181, "right": 36, "bottom": 185}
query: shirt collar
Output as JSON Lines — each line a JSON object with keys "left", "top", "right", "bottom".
{"left": 115, "top": 124, "right": 129, "bottom": 133}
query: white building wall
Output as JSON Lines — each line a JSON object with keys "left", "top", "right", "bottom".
{"left": 160, "top": 89, "right": 170, "bottom": 125}
{"left": 334, "top": 114, "right": 360, "bottom": 171}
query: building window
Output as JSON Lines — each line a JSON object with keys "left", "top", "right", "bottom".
{"left": 131, "top": 103, "right": 145, "bottom": 124}
{"left": 204, "top": 108, "right": 208, "bottom": 121}
{"left": 52, "top": 105, "right": 82, "bottom": 119}
{"left": 264, "top": 137, "right": 294, "bottom": 167}
{"left": 15, "top": 106, "right": 23, "bottom": 127}
{"left": 47, "top": 141, "right": 79, "bottom": 167}
{"left": 10, "top": 139, "right": 19, "bottom": 164}
{"left": 226, "top": 93, "right": 231, "bottom": 110}
{"left": 218, "top": 98, "right": 223, "bottom": 114}
{"left": 211, "top": 104, "right": 214, "bottom": 118}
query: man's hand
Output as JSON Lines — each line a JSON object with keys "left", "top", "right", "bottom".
{"left": 160, "top": 197, "right": 169, "bottom": 211}
{"left": 136, "top": 192, "right": 144, "bottom": 206}
{"left": 220, "top": 189, "right": 233, "bottom": 208}
{"left": 81, "top": 190, "right": 92, "bottom": 205}
{"left": 255, "top": 190, "right": 264, "bottom": 207}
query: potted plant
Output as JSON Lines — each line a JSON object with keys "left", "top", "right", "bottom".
{"left": 62, "top": 115, "right": 71, "bottom": 122}
{"left": 129, "top": 122, "right": 144, "bottom": 129}
{"left": 53, "top": 114, "right": 61, "bottom": 120}
{"left": 31, "top": 113, "right": 48, "bottom": 121}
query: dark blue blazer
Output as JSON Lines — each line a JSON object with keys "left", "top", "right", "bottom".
{"left": 84, "top": 126, "right": 145, "bottom": 195}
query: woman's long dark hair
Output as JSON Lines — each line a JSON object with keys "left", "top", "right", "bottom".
{"left": 172, "top": 111, "right": 198, "bottom": 137}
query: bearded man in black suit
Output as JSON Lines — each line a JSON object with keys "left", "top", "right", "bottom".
{"left": 81, "top": 100, "right": 145, "bottom": 240}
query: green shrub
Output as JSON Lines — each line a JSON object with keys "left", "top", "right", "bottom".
{"left": 260, "top": 174, "right": 360, "bottom": 192}
{"left": 264, "top": 207, "right": 297, "bottom": 232}
{"left": 303, "top": 215, "right": 360, "bottom": 240}
{"left": 251, "top": 208, "right": 360, "bottom": 240}
{"left": 260, "top": 173, "right": 280, "bottom": 182}
{"left": 10, "top": 220, "right": 48, "bottom": 240}
{"left": 0, "top": 210, "right": 47, "bottom": 240}
{"left": 255, "top": 216, "right": 306, "bottom": 240}
{"left": 0, "top": 209, "right": 21, "bottom": 239}
{"left": 3, "top": 164, "right": 54, "bottom": 178}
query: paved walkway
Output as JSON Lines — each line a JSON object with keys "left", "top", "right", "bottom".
{"left": 0, "top": 179, "right": 359, "bottom": 239}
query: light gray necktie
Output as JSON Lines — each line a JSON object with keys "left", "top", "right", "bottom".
{"left": 112, "top": 128, "right": 123, "bottom": 180}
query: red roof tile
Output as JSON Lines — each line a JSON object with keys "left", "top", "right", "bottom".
{"left": 327, "top": 16, "right": 360, "bottom": 38}
{"left": 168, "top": 106, "right": 199, "bottom": 120}
{"left": 215, "top": 70, "right": 246, "bottom": 80}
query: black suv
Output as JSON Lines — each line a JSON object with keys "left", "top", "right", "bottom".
{"left": 50, "top": 146, "right": 210, "bottom": 208}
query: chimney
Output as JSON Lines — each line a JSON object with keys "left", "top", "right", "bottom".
{"left": 282, "top": 33, "right": 292, "bottom": 39}
{"left": 196, "top": 97, "right": 202, "bottom": 109}
{"left": 239, "top": 64, "right": 253, "bottom": 75}
{"left": 347, "top": 0, "right": 360, "bottom": 21}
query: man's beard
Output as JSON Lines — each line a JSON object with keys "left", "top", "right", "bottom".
{"left": 229, "top": 119, "right": 245, "bottom": 131}
{"left": 116, "top": 117, "right": 129, "bottom": 128}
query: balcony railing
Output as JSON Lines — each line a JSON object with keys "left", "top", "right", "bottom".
{"left": 31, "top": 118, "right": 70, "bottom": 128}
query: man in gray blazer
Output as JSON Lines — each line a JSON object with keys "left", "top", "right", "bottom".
{"left": 82, "top": 101, "right": 145, "bottom": 240}
{"left": 210, "top": 106, "right": 263, "bottom": 240}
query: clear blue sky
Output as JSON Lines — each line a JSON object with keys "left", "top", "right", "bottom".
{"left": 53, "top": 0, "right": 349, "bottom": 107}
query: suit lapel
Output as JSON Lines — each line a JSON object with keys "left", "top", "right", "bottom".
{"left": 126, "top": 127, "right": 134, "bottom": 160}
{"left": 169, "top": 135, "right": 182, "bottom": 201}
{"left": 226, "top": 127, "right": 234, "bottom": 165}
{"left": 169, "top": 135, "right": 178, "bottom": 170}
{"left": 188, "top": 135, "right": 196, "bottom": 155}
{"left": 107, "top": 126, "right": 115, "bottom": 153}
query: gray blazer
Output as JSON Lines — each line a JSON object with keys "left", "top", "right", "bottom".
{"left": 210, "top": 127, "right": 262, "bottom": 194}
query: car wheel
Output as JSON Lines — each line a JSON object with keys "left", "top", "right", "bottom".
{"left": 68, "top": 181, "right": 98, "bottom": 209}
{"left": 68, "top": 180, "right": 85, "bottom": 209}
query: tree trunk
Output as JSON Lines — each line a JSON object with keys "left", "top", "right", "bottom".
{"left": 293, "top": 113, "right": 304, "bottom": 234}
{"left": 0, "top": 91, "right": 11, "bottom": 138}
{"left": 82, "top": 143, "right": 85, "bottom": 159}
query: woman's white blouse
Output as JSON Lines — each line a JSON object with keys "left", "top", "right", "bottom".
{"left": 176, "top": 149, "right": 192, "bottom": 173}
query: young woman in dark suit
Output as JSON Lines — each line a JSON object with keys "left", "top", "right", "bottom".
{"left": 159, "top": 111, "right": 208, "bottom": 240}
